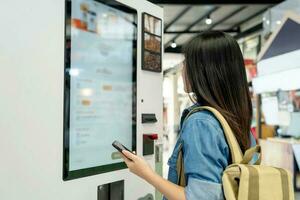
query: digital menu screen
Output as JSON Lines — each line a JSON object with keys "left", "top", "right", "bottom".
{"left": 63, "top": 0, "right": 137, "bottom": 180}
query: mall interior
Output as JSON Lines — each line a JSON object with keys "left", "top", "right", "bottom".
{"left": 1, "top": 0, "right": 300, "bottom": 199}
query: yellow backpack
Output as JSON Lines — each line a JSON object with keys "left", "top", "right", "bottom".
{"left": 176, "top": 106, "right": 294, "bottom": 200}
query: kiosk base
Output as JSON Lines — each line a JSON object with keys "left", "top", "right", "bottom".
{"left": 98, "top": 180, "right": 124, "bottom": 200}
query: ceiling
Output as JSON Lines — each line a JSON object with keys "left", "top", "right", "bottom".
{"left": 148, "top": 1, "right": 284, "bottom": 53}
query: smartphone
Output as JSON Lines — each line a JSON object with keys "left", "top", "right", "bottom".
{"left": 112, "top": 140, "right": 133, "bottom": 157}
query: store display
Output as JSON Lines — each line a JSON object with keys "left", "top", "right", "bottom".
{"left": 244, "top": 59, "right": 257, "bottom": 81}
{"left": 64, "top": 0, "right": 137, "bottom": 180}
{"left": 287, "top": 112, "right": 300, "bottom": 137}
{"left": 262, "top": 95, "right": 279, "bottom": 125}
{"left": 142, "top": 13, "right": 162, "bottom": 72}
{"left": 291, "top": 90, "right": 300, "bottom": 112}
{"left": 278, "top": 90, "right": 294, "bottom": 112}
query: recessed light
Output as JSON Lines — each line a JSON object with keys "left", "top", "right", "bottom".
{"left": 171, "top": 41, "right": 177, "bottom": 48}
{"left": 205, "top": 16, "right": 212, "bottom": 25}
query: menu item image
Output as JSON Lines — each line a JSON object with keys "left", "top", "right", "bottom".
{"left": 143, "top": 13, "right": 162, "bottom": 36}
{"left": 142, "top": 13, "right": 162, "bottom": 72}
{"left": 143, "top": 51, "right": 161, "bottom": 72}
{"left": 144, "top": 33, "right": 161, "bottom": 53}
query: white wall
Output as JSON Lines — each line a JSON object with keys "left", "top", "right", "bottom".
{"left": 253, "top": 50, "right": 300, "bottom": 93}
{"left": 0, "top": 0, "right": 163, "bottom": 199}
{"left": 257, "top": 50, "right": 300, "bottom": 76}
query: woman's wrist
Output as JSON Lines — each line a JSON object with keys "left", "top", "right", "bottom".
{"left": 144, "top": 170, "right": 186, "bottom": 200}
{"left": 144, "top": 169, "right": 163, "bottom": 187}
{"left": 142, "top": 166, "right": 156, "bottom": 183}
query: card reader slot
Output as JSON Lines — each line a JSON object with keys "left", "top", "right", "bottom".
{"left": 142, "top": 113, "right": 157, "bottom": 124}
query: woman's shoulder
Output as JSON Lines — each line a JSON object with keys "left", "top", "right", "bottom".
{"left": 180, "top": 108, "right": 231, "bottom": 184}
{"left": 182, "top": 109, "right": 224, "bottom": 134}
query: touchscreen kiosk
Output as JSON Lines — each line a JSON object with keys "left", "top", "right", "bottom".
{"left": 64, "top": 0, "right": 137, "bottom": 180}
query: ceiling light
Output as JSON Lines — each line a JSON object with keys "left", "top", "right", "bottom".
{"left": 205, "top": 15, "right": 212, "bottom": 25}
{"left": 266, "top": 20, "right": 270, "bottom": 25}
{"left": 171, "top": 41, "right": 177, "bottom": 48}
{"left": 276, "top": 20, "right": 281, "bottom": 25}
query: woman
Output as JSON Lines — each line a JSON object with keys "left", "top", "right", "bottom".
{"left": 121, "top": 31, "right": 255, "bottom": 200}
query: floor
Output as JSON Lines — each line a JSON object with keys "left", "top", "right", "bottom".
{"left": 296, "top": 192, "right": 300, "bottom": 199}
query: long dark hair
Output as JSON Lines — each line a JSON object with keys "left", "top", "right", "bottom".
{"left": 184, "top": 31, "right": 252, "bottom": 153}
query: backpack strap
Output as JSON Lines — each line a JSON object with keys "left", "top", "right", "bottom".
{"left": 176, "top": 143, "right": 186, "bottom": 186}
{"left": 183, "top": 106, "right": 244, "bottom": 164}
{"left": 241, "top": 145, "right": 261, "bottom": 165}
{"left": 176, "top": 106, "right": 245, "bottom": 186}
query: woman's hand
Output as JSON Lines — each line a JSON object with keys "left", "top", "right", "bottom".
{"left": 121, "top": 150, "right": 154, "bottom": 180}
{"left": 122, "top": 150, "right": 186, "bottom": 200}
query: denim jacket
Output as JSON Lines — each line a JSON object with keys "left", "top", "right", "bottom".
{"left": 163, "top": 105, "right": 256, "bottom": 200}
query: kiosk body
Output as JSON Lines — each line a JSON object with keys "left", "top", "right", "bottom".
{"left": 0, "top": 0, "right": 163, "bottom": 199}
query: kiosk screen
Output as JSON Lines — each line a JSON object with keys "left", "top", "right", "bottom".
{"left": 64, "top": 0, "right": 137, "bottom": 180}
